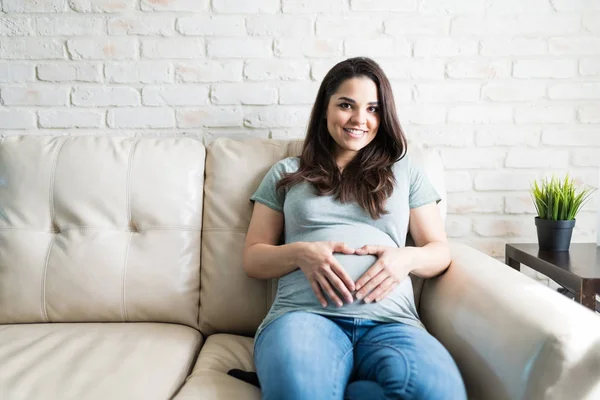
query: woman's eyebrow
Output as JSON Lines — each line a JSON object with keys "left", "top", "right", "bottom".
{"left": 337, "top": 96, "right": 379, "bottom": 105}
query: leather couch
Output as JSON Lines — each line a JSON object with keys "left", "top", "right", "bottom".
{"left": 1, "top": 136, "right": 599, "bottom": 400}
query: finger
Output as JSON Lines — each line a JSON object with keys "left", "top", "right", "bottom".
{"left": 356, "top": 269, "right": 388, "bottom": 302}
{"left": 331, "top": 242, "right": 355, "bottom": 255}
{"left": 324, "top": 267, "right": 354, "bottom": 303}
{"left": 375, "top": 281, "right": 399, "bottom": 303}
{"left": 317, "top": 275, "right": 344, "bottom": 307}
{"left": 328, "top": 257, "right": 356, "bottom": 292}
{"left": 309, "top": 279, "right": 328, "bottom": 307}
{"left": 365, "top": 277, "right": 396, "bottom": 303}
{"left": 355, "top": 262, "right": 384, "bottom": 291}
{"left": 355, "top": 245, "right": 382, "bottom": 255}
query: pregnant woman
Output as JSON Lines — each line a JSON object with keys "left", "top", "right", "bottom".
{"left": 243, "top": 57, "right": 466, "bottom": 400}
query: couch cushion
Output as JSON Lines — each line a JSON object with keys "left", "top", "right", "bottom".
{"left": 173, "top": 334, "right": 260, "bottom": 400}
{"left": 199, "top": 138, "right": 446, "bottom": 336}
{"left": 0, "top": 322, "right": 202, "bottom": 400}
{"left": 0, "top": 136, "right": 205, "bottom": 328}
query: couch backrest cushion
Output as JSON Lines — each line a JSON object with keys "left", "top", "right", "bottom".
{"left": 199, "top": 138, "right": 446, "bottom": 336}
{"left": 0, "top": 136, "right": 205, "bottom": 328}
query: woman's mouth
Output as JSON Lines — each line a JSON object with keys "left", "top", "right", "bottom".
{"left": 343, "top": 128, "right": 367, "bottom": 138}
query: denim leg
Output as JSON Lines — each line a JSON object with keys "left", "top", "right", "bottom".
{"left": 349, "top": 323, "right": 467, "bottom": 400}
{"left": 254, "top": 311, "right": 354, "bottom": 400}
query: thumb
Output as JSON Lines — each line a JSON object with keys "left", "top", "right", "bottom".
{"left": 331, "top": 242, "right": 354, "bottom": 254}
{"left": 356, "top": 245, "right": 382, "bottom": 255}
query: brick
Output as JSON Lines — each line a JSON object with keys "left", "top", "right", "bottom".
{"left": 481, "top": 38, "right": 547, "bottom": 56}
{"left": 275, "top": 38, "right": 342, "bottom": 58}
{"left": 414, "top": 38, "right": 477, "bottom": 57}
{"left": 208, "top": 38, "right": 271, "bottom": 58}
{"left": 445, "top": 171, "right": 472, "bottom": 192}
{"left": 244, "top": 107, "right": 311, "bottom": 128}
{"left": 505, "top": 148, "right": 569, "bottom": 168}
{"left": 0, "top": 17, "right": 33, "bottom": 36}
{"left": 213, "top": 0, "right": 279, "bottom": 13}
{"left": 4, "top": 0, "right": 65, "bottom": 12}
{"left": 140, "top": 0, "right": 208, "bottom": 11}
{"left": 351, "top": 0, "right": 416, "bottom": 12}
{"left": 211, "top": 83, "right": 276, "bottom": 105}
{"left": 248, "top": 16, "right": 312, "bottom": 37}
{"left": 448, "top": 106, "right": 512, "bottom": 124}
{"left": 67, "top": 38, "right": 137, "bottom": 60}
{"left": 390, "top": 82, "right": 412, "bottom": 104}
{"left": 452, "top": 15, "right": 579, "bottom": 35}
{"left": 552, "top": 0, "right": 600, "bottom": 11}
{"left": 310, "top": 58, "right": 347, "bottom": 81}
{"left": 474, "top": 171, "right": 538, "bottom": 191}
{"left": 72, "top": 86, "right": 140, "bottom": 106}
{"left": 482, "top": 82, "right": 546, "bottom": 102}
{"left": 345, "top": 38, "right": 411, "bottom": 58}
{"left": 542, "top": 127, "right": 600, "bottom": 146}
{"left": 571, "top": 149, "right": 600, "bottom": 167}
{"left": 270, "top": 129, "right": 307, "bottom": 139}
{"left": 440, "top": 148, "right": 506, "bottom": 169}
{"left": 1, "top": 85, "right": 68, "bottom": 106}
{"left": 0, "top": 38, "right": 64, "bottom": 60}
{"left": 0, "top": 109, "right": 36, "bottom": 129}
{"left": 108, "top": 16, "right": 175, "bottom": 36}
{"left": 476, "top": 127, "right": 541, "bottom": 147}
{"left": 447, "top": 193, "right": 504, "bottom": 214}
{"left": 176, "top": 61, "right": 242, "bottom": 82}
{"left": 420, "top": 0, "right": 485, "bottom": 14}
{"left": 514, "top": 105, "right": 574, "bottom": 124}
{"left": 317, "top": 17, "right": 381, "bottom": 37}
{"left": 583, "top": 15, "right": 600, "bottom": 33}
{"left": 409, "top": 127, "right": 474, "bottom": 147}
{"left": 504, "top": 194, "right": 535, "bottom": 214}
{"left": 487, "top": 0, "right": 554, "bottom": 13}
{"left": 550, "top": 38, "right": 600, "bottom": 55}
{"left": 514, "top": 59, "right": 576, "bottom": 78}
{"left": 414, "top": 83, "right": 480, "bottom": 103}
{"left": 580, "top": 59, "right": 600, "bottom": 76}
{"left": 379, "top": 59, "right": 445, "bottom": 80}
{"left": 69, "top": 0, "right": 134, "bottom": 12}
{"left": 278, "top": 82, "right": 320, "bottom": 104}
{"left": 578, "top": 106, "right": 600, "bottom": 123}
{"left": 177, "top": 16, "right": 245, "bottom": 36}
{"left": 385, "top": 16, "right": 449, "bottom": 35}
{"left": 0, "top": 62, "right": 35, "bottom": 82}
{"left": 245, "top": 59, "right": 310, "bottom": 80}
{"left": 37, "top": 63, "right": 102, "bottom": 82}
{"left": 474, "top": 217, "right": 535, "bottom": 237}
{"left": 106, "top": 61, "right": 173, "bottom": 83}
{"left": 283, "top": 0, "right": 347, "bottom": 13}
{"left": 142, "top": 38, "right": 204, "bottom": 59}
{"left": 37, "top": 17, "right": 105, "bottom": 36}
{"left": 176, "top": 107, "right": 243, "bottom": 128}
{"left": 445, "top": 216, "right": 472, "bottom": 238}
{"left": 446, "top": 59, "right": 511, "bottom": 79}
{"left": 108, "top": 108, "right": 175, "bottom": 128}
{"left": 142, "top": 85, "right": 209, "bottom": 106}
{"left": 38, "top": 109, "right": 103, "bottom": 128}
{"left": 397, "top": 105, "right": 446, "bottom": 125}
{"left": 548, "top": 83, "right": 600, "bottom": 100}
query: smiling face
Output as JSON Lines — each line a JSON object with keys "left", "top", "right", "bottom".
{"left": 325, "top": 76, "right": 380, "bottom": 169}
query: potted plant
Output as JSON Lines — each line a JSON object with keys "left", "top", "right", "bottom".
{"left": 530, "top": 175, "right": 596, "bottom": 252}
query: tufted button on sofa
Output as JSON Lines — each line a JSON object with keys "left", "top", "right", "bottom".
{"left": 1, "top": 136, "right": 599, "bottom": 400}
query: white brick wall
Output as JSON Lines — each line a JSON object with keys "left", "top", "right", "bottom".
{"left": 0, "top": 0, "right": 599, "bottom": 276}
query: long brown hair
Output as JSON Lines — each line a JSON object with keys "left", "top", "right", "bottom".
{"left": 277, "top": 57, "right": 408, "bottom": 219}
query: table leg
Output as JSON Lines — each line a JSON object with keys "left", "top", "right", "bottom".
{"left": 577, "top": 280, "right": 596, "bottom": 311}
{"left": 505, "top": 256, "right": 520, "bottom": 271}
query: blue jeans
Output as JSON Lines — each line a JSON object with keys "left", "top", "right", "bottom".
{"left": 254, "top": 311, "right": 466, "bottom": 400}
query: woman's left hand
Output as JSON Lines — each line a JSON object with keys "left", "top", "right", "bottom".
{"left": 354, "top": 245, "right": 413, "bottom": 303}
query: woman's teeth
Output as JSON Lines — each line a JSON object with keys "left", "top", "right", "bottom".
{"left": 344, "top": 128, "right": 366, "bottom": 137}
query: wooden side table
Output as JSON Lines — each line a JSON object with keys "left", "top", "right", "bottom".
{"left": 505, "top": 243, "right": 600, "bottom": 311}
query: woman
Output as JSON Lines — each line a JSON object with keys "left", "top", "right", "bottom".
{"left": 242, "top": 57, "right": 466, "bottom": 400}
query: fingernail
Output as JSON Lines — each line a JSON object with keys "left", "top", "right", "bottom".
{"left": 337, "top": 302, "right": 343, "bottom": 307}
{"left": 356, "top": 293, "right": 363, "bottom": 300}
{"left": 364, "top": 298, "right": 371, "bottom": 304}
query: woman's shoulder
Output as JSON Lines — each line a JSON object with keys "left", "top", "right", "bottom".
{"left": 273, "top": 156, "right": 300, "bottom": 173}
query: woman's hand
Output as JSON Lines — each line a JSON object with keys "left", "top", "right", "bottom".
{"left": 296, "top": 241, "right": 356, "bottom": 307}
{"left": 354, "top": 245, "right": 414, "bottom": 303}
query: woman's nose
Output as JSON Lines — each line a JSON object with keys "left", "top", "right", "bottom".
{"left": 351, "top": 109, "right": 367, "bottom": 125}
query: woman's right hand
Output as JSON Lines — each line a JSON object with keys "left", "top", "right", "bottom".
{"left": 295, "top": 241, "right": 356, "bottom": 307}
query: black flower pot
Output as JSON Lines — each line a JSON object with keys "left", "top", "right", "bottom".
{"left": 535, "top": 217, "right": 576, "bottom": 252}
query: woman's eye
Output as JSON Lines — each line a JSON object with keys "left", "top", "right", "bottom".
{"left": 368, "top": 106, "right": 379, "bottom": 113}
{"left": 339, "top": 103, "right": 351, "bottom": 109}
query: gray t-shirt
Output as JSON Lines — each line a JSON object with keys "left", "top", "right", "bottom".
{"left": 250, "top": 154, "right": 441, "bottom": 339}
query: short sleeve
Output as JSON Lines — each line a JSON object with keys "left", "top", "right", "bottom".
{"left": 249, "top": 160, "right": 291, "bottom": 212}
{"left": 409, "top": 157, "right": 441, "bottom": 209}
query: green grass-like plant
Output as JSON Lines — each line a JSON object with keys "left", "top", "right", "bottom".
{"left": 530, "top": 175, "right": 596, "bottom": 221}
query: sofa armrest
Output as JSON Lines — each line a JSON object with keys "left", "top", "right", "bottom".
{"left": 419, "top": 242, "right": 600, "bottom": 400}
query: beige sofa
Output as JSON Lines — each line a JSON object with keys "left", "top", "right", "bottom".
{"left": 1, "top": 135, "right": 599, "bottom": 400}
